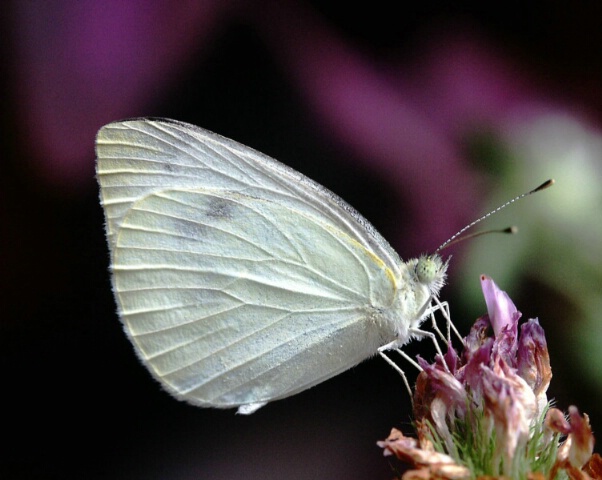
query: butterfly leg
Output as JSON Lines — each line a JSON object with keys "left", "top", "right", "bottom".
{"left": 418, "top": 298, "right": 463, "bottom": 354}
{"left": 406, "top": 327, "right": 452, "bottom": 374}
{"left": 423, "top": 301, "right": 448, "bottom": 343}
{"left": 431, "top": 297, "right": 463, "bottom": 344}
{"left": 377, "top": 298, "right": 460, "bottom": 399}
{"left": 424, "top": 299, "right": 462, "bottom": 344}
{"left": 377, "top": 348, "right": 417, "bottom": 405}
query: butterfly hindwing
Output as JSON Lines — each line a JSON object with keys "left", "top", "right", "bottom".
{"left": 112, "top": 188, "right": 397, "bottom": 407}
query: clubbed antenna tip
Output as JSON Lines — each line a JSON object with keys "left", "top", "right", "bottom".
{"left": 436, "top": 179, "right": 555, "bottom": 253}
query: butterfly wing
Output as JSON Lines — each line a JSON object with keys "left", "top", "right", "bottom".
{"left": 96, "top": 119, "right": 411, "bottom": 409}
{"left": 111, "top": 187, "right": 398, "bottom": 408}
{"left": 96, "top": 119, "right": 402, "bottom": 277}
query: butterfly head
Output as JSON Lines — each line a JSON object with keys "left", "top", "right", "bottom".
{"left": 415, "top": 254, "right": 449, "bottom": 298}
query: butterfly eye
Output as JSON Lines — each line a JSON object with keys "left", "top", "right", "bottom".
{"left": 415, "top": 255, "right": 443, "bottom": 285}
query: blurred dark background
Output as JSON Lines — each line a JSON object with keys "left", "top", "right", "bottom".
{"left": 2, "top": 1, "right": 602, "bottom": 479}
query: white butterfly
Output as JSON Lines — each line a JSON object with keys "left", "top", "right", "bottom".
{"left": 96, "top": 118, "right": 448, "bottom": 414}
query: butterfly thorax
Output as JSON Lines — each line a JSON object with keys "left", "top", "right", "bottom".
{"left": 380, "top": 254, "right": 448, "bottom": 347}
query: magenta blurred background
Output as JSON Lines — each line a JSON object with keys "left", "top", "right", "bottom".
{"left": 3, "top": 1, "right": 602, "bottom": 479}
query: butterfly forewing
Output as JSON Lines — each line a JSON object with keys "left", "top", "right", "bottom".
{"left": 96, "top": 119, "right": 402, "bottom": 275}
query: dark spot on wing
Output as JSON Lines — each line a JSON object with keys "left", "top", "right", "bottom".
{"left": 206, "top": 197, "right": 233, "bottom": 219}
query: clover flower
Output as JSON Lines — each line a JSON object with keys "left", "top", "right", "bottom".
{"left": 378, "top": 275, "right": 599, "bottom": 479}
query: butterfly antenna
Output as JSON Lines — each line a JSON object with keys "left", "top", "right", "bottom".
{"left": 436, "top": 179, "right": 555, "bottom": 253}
